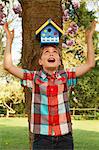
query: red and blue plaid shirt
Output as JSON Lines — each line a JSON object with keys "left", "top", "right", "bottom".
{"left": 21, "top": 68, "right": 77, "bottom": 136}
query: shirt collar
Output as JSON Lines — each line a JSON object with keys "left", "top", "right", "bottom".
{"left": 40, "top": 69, "right": 61, "bottom": 80}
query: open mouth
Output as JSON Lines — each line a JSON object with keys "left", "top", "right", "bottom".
{"left": 47, "top": 58, "right": 55, "bottom": 63}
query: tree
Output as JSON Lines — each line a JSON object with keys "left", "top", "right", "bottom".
{"left": 0, "top": 78, "right": 25, "bottom": 117}
{"left": 0, "top": 0, "right": 98, "bottom": 149}
{"left": 69, "top": 68, "right": 99, "bottom": 108}
{"left": 20, "top": 0, "right": 62, "bottom": 149}
{"left": 0, "top": 0, "right": 62, "bottom": 148}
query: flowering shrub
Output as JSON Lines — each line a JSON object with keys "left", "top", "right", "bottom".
{"left": 72, "top": 0, "right": 80, "bottom": 9}
{"left": 62, "top": 0, "right": 80, "bottom": 22}
{"left": 62, "top": 0, "right": 96, "bottom": 48}
{"left": 13, "top": 4, "right": 22, "bottom": 17}
{"left": 0, "top": 3, "right": 22, "bottom": 25}
{"left": 67, "top": 22, "right": 78, "bottom": 35}
{"left": 0, "top": 4, "right": 6, "bottom": 25}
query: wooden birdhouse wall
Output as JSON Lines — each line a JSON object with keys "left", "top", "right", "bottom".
{"left": 41, "top": 25, "right": 59, "bottom": 44}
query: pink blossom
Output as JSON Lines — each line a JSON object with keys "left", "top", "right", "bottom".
{"left": 0, "top": 13, "right": 6, "bottom": 19}
{"left": 72, "top": 0, "right": 80, "bottom": 9}
{"left": 67, "top": 27, "right": 74, "bottom": 34}
{"left": 0, "top": 4, "right": 6, "bottom": 26}
{"left": 13, "top": 5, "right": 22, "bottom": 17}
{"left": 0, "top": 4, "right": 4, "bottom": 10}
{"left": 0, "top": 21, "right": 4, "bottom": 25}
{"left": 67, "top": 22, "right": 78, "bottom": 35}
{"left": 64, "top": 9, "right": 69, "bottom": 16}
{"left": 63, "top": 9, "right": 69, "bottom": 21}
{"left": 66, "top": 39, "right": 74, "bottom": 46}
{"left": 62, "top": 43, "right": 67, "bottom": 48}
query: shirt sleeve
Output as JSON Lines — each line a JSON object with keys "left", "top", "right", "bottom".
{"left": 66, "top": 68, "right": 77, "bottom": 88}
{"left": 20, "top": 69, "right": 36, "bottom": 89}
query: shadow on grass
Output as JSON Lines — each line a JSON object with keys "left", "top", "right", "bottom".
{"left": 0, "top": 125, "right": 29, "bottom": 150}
{"left": 73, "top": 129, "right": 99, "bottom": 150}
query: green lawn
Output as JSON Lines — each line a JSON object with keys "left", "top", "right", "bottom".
{"left": 72, "top": 120, "right": 99, "bottom": 150}
{"left": 0, "top": 118, "right": 29, "bottom": 150}
{"left": 0, "top": 118, "right": 99, "bottom": 150}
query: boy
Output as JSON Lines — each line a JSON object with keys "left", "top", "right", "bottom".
{"left": 3, "top": 21, "right": 96, "bottom": 150}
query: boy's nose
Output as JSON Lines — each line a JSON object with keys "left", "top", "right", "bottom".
{"left": 49, "top": 52, "right": 53, "bottom": 56}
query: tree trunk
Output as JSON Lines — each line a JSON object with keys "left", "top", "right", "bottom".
{"left": 21, "top": 0, "right": 62, "bottom": 149}
{"left": 6, "top": 109, "right": 9, "bottom": 118}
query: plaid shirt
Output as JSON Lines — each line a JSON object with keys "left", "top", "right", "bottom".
{"left": 21, "top": 68, "right": 77, "bottom": 136}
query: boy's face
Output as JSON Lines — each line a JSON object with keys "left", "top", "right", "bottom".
{"left": 39, "top": 46, "right": 61, "bottom": 71}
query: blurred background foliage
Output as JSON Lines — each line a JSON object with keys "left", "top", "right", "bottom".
{"left": 0, "top": 0, "right": 99, "bottom": 117}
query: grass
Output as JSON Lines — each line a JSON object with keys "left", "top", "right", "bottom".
{"left": 0, "top": 118, "right": 99, "bottom": 150}
{"left": 0, "top": 118, "right": 29, "bottom": 150}
{"left": 72, "top": 120, "right": 99, "bottom": 150}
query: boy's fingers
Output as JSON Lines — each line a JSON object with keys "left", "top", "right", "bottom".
{"left": 11, "top": 29, "right": 14, "bottom": 33}
{"left": 3, "top": 22, "right": 8, "bottom": 30}
{"left": 4, "top": 22, "right": 14, "bottom": 36}
{"left": 3, "top": 23, "right": 10, "bottom": 36}
{"left": 11, "top": 29, "right": 14, "bottom": 38}
{"left": 91, "top": 20, "right": 96, "bottom": 28}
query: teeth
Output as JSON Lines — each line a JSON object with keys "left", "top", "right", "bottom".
{"left": 48, "top": 58, "right": 55, "bottom": 62}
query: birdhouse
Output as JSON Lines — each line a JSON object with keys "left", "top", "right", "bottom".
{"left": 35, "top": 19, "right": 64, "bottom": 45}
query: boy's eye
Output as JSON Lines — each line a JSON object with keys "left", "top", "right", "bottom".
{"left": 44, "top": 50, "right": 49, "bottom": 54}
{"left": 53, "top": 50, "right": 58, "bottom": 54}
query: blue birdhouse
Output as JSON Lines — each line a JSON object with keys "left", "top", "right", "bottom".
{"left": 36, "top": 19, "right": 64, "bottom": 45}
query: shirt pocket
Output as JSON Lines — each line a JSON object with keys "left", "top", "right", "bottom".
{"left": 34, "top": 78, "right": 48, "bottom": 96}
{"left": 55, "top": 77, "right": 68, "bottom": 94}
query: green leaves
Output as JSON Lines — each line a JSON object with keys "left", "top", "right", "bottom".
{"left": 70, "top": 67, "right": 99, "bottom": 108}
{"left": 75, "top": 2, "right": 96, "bottom": 29}
{"left": 0, "top": 79, "right": 24, "bottom": 104}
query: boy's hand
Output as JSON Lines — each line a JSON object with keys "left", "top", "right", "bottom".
{"left": 85, "top": 21, "right": 96, "bottom": 39}
{"left": 3, "top": 22, "right": 14, "bottom": 44}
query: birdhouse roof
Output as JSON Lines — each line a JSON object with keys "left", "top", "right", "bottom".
{"left": 36, "top": 19, "right": 64, "bottom": 35}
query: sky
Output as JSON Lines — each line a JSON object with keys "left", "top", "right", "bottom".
{"left": 2, "top": 0, "right": 99, "bottom": 65}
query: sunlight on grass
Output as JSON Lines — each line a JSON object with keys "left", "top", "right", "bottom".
{"left": 73, "top": 120, "right": 99, "bottom": 150}
{"left": 0, "top": 118, "right": 99, "bottom": 150}
{"left": 72, "top": 120, "right": 99, "bottom": 132}
{"left": 0, "top": 117, "right": 28, "bottom": 127}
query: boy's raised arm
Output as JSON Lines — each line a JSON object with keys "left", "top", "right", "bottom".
{"left": 76, "top": 21, "right": 96, "bottom": 77}
{"left": 3, "top": 22, "right": 24, "bottom": 79}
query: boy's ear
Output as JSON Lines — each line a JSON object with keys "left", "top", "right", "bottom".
{"left": 39, "top": 59, "right": 42, "bottom": 65}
